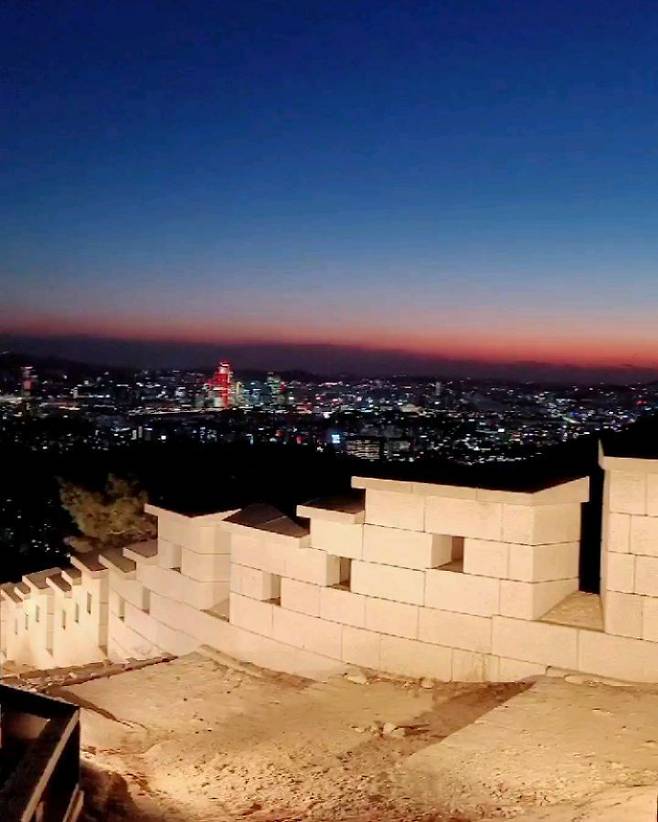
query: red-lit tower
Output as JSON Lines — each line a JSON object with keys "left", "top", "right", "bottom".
{"left": 208, "top": 361, "right": 233, "bottom": 409}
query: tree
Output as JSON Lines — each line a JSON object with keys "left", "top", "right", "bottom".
{"left": 59, "top": 474, "right": 156, "bottom": 554}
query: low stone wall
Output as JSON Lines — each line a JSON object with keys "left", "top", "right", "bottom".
{"left": 5, "top": 458, "right": 658, "bottom": 684}
{"left": 1, "top": 559, "right": 109, "bottom": 670}
{"left": 221, "top": 477, "right": 589, "bottom": 682}
{"left": 601, "top": 457, "right": 658, "bottom": 645}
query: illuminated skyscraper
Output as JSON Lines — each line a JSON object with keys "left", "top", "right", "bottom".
{"left": 207, "top": 361, "right": 233, "bottom": 409}
{"left": 266, "top": 372, "right": 285, "bottom": 406}
{"left": 21, "top": 365, "right": 35, "bottom": 397}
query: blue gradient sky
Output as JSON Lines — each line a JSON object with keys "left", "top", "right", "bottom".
{"left": 3, "top": 1, "right": 658, "bottom": 373}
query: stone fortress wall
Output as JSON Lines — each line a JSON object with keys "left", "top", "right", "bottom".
{"left": 3, "top": 452, "right": 658, "bottom": 683}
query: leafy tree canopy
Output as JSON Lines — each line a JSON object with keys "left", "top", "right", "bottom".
{"left": 59, "top": 474, "right": 155, "bottom": 553}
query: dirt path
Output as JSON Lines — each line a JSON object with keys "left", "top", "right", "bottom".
{"left": 47, "top": 653, "right": 658, "bottom": 821}
{"left": 60, "top": 654, "right": 520, "bottom": 820}
{"left": 404, "top": 675, "right": 658, "bottom": 820}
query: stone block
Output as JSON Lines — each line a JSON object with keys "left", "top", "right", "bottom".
{"left": 271, "top": 607, "right": 342, "bottom": 659}
{"left": 124, "top": 602, "right": 197, "bottom": 657}
{"left": 149, "top": 594, "right": 245, "bottom": 657}
{"left": 353, "top": 477, "right": 414, "bottom": 493}
{"left": 498, "top": 657, "right": 547, "bottom": 680}
{"left": 156, "top": 512, "right": 191, "bottom": 548}
{"left": 364, "top": 597, "right": 418, "bottom": 639}
{"left": 418, "top": 607, "right": 492, "bottom": 653}
{"left": 608, "top": 471, "right": 647, "bottom": 515}
{"left": 380, "top": 635, "right": 452, "bottom": 681}
{"left": 108, "top": 612, "right": 162, "bottom": 660}
{"left": 157, "top": 538, "right": 182, "bottom": 569}
{"left": 604, "top": 591, "right": 643, "bottom": 638}
{"left": 297, "top": 500, "right": 364, "bottom": 525}
{"left": 310, "top": 520, "right": 364, "bottom": 560}
{"left": 108, "top": 573, "right": 150, "bottom": 611}
{"left": 187, "top": 522, "right": 220, "bottom": 554}
{"left": 642, "top": 598, "right": 658, "bottom": 643}
{"left": 229, "top": 592, "right": 274, "bottom": 636}
{"left": 635, "top": 555, "right": 658, "bottom": 596}
{"left": 137, "top": 564, "right": 228, "bottom": 610}
{"left": 351, "top": 560, "right": 425, "bottom": 605}
{"left": 606, "top": 552, "right": 636, "bottom": 594}
{"left": 508, "top": 542, "right": 579, "bottom": 582}
{"left": 492, "top": 616, "right": 578, "bottom": 669}
{"left": 630, "top": 516, "right": 658, "bottom": 557}
{"left": 499, "top": 578, "right": 578, "bottom": 620}
{"left": 479, "top": 478, "right": 589, "bottom": 506}
{"left": 285, "top": 546, "right": 341, "bottom": 586}
{"left": 231, "top": 533, "right": 286, "bottom": 576}
{"left": 122, "top": 544, "right": 157, "bottom": 567}
{"left": 365, "top": 489, "right": 425, "bottom": 531}
{"left": 108, "top": 589, "right": 124, "bottom": 619}
{"left": 501, "top": 503, "right": 581, "bottom": 545}
{"left": 213, "top": 527, "right": 232, "bottom": 555}
{"left": 463, "top": 539, "right": 509, "bottom": 578}
{"left": 181, "top": 549, "right": 230, "bottom": 582}
{"left": 280, "top": 578, "right": 321, "bottom": 616}
{"left": 578, "top": 629, "right": 658, "bottom": 682}
{"left": 319, "top": 587, "right": 366, "bottom": 628}
{"left": 412, "top": 482, "right": 477, "bottom": 499}
{"left": 607, "top": 513, "right": 631, "bottom": 553}
{"left": 425, "top": 498, "right": 502, "bottom": 541}
{"left": 648, "top": 474, "right": 658, "bottom": 517}
{"left": 341, "top": 625, "right": 381, "bottom": 668}
{"left": 230, "top": 564, "right": 281, "bottom": 601}
{"left": 363, "top": 525, "right": 452, "bottom": 570}
{"left": 269, "top": 606, "right": 304, "bottom": 649}
{"left": 483, "top": 655, "right": 500, "bottom": 681}
{"left": 452, "top": 649, "right": 485, "bottom": 681}
{"left": 425, "top": 569, "right": 500, "bottom": 617}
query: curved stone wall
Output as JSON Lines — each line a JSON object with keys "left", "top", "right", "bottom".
{"left": 5, "top": 460, "right": 658, "bottom": 684}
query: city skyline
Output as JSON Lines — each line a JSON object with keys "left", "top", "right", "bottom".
{"left": 5, "top": 2, "right": 658, "bottom": 376}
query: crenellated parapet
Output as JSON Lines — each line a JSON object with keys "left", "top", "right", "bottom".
{"left": 601, "top": 456, "right": 658, "bottom": 627}
{"left": 221, "top": 476, "right": 591, "bottom": 681}
{"left": 5, "top": 458, "right": 658, "bottom": 683}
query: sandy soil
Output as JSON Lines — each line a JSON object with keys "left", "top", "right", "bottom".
{"left": 22, "top": 653, "right": 658, "bottom": 821}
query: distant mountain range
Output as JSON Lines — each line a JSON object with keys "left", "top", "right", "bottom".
{"left": 0, "top": 350, "right": 134, "bottom": 380}
{"left": 4, "top": 333, "right": 658, "bottom": 384}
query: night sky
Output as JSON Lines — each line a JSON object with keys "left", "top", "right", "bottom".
{"left": 3, "top": 1, "right": 658, "bottom": 375}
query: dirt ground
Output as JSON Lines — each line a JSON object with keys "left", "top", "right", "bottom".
{"left": 21, "top": 653, "right": 658, "bottom": 821}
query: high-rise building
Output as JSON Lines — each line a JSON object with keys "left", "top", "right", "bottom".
{"left": 266, "top": 372, "right": 285, "bottom": 406}
{"left": 232, "top": 379, "right": 245, "bottom": 407}
{"left": 21, "top": 366, "right": 36, "bottom": 397}
{"left": 206, "top": 361, "right": 233, "bottom": 409}
{"left": 345, "top": 436, "right": 383, "bottom": 461}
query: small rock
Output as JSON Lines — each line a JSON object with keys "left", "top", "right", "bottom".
{"left": 382, "top": 722, "right": 397, "bottom": 736}
{"left": 351, "top": 725, "right": 366, "bottom": 734}
{"left": 345, "top": 672, "right": 368, "bottom": 685}
{"left": 240, "top": 802, "right": 262, "bottom": 816}
{"left": 389, "top": 727, "right": 407, "bottom": 738}
{"left": 419, "top": 677, "right": 434, "bottom": 689}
